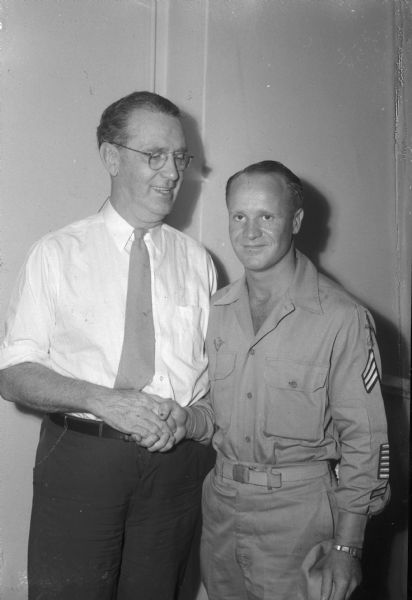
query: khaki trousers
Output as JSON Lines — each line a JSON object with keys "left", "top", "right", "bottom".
{"left": 201, "top": 465, "right": 337, "bottom": 600}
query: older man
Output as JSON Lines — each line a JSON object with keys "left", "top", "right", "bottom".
{"left": 161, "top": 160, "right": 390, "bottom": 600}
{"left": 0, "top": 91, "right": 216, "bottom": 600}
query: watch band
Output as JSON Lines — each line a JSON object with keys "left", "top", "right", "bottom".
{"left": 333, "top": 544, "right": 362, "bottom": 559}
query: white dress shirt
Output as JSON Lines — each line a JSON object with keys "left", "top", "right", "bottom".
{"left": 0, "top": 200, "right": 217, "bottom": 417}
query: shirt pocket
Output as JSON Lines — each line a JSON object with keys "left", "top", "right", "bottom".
{"left": 158, "top": 304, "right": 205, "bottom": 367}
{"left": 263, "top": 359, "right": 328, "bottom": 442}
{"left": 174, "top": 305, "right": 204, "bottom": 357}
{"left": 209, "top": 350, "right": 237, "bottom": 430}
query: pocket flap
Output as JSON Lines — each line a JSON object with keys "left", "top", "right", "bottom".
{"left": 265, "top": 359, "right": 328, "bottom": 392}
{"left": 211, "top": 351, "right": 236, "bottom": 380}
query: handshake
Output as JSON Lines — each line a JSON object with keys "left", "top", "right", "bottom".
{"left": 98, "top": 390, "right": 193, "bottom": 453}
{"left": 135, "top": 398, "right": 189, "bottom": 453}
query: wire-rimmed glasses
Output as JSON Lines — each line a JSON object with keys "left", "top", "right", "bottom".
{"left": 108, "top": 141, "right": 193, "bottom": 171}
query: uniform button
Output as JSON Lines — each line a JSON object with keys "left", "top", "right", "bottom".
{"left": 247, "top": 392, "right": 253, "bottom": 399}
{"left": 159, "top": 376, "right": 164, "bottom": 381}
{"left": 249, "top": 348, "right": 255, "bottom": 355}
{"left": 288, "top": 380, "right": 298, "bottom": 388}
{"left": 245, "top": 436, "right": 251, "bottom": 443}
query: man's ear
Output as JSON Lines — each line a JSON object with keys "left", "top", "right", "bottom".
{"left": 99, "top": 142, "right": 120, "bottom": 177}
{"left": 292, "top": 208, "right": 304, "bottom": 235}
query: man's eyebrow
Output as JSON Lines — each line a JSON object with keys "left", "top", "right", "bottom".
{"left": 143, "top": 145, "right": 188, "bottom": 153}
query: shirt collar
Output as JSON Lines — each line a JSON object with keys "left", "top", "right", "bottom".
{"left": 214, "top": 251, "right": 323, "bottom": 314}
{"left": 287, "top": 251, "right": 323, "bottom": 314}
{"left": 213, "top": 276, "right": 248, "bottom": 306}
{"left": 101, "top": 199, "right": 163, "bottom": 252}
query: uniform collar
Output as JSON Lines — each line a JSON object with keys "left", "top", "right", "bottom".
{"left": 214, "top": 250, "right": 323, "bottom": 314}
{"left": 213, "top": 276, "right": 248, "bottom": 306}
{"left": 101, "top": 199, "right": 163, "bottom": 252}
{"left": 287, "top": 251, "right": 323, "bottom": 314}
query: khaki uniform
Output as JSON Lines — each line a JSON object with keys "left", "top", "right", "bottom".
{"left": 188, "top": 251, "right": 389, "bottom": 600}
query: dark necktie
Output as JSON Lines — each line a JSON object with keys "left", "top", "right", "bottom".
{"left": 114, "top": 229, "right": 155, "bottom": 390}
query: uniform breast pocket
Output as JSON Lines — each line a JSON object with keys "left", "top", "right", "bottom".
{"left": 263, "top": 359, "right": 328, "bottom": 441}
{"left": 209, "top": 351, "right": 237, "bottom": 430}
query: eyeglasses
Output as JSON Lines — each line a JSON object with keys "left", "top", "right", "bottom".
{"left": 108, "top": 141, "right": 193, "bottom": 171}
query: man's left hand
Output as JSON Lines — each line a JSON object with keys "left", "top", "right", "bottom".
{"left": 129, "top": 396, "right": 177, "bottom": 452}
{"left": 316, "top": 548, "right": 362, "bottom": 600}
{"left": 131, "top": 399, "right": 188, "bottom": 452}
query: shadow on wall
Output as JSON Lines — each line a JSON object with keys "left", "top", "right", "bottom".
{"left": 165, "top": 111, "right": 211, "bottom": 232}
{"left": 164, "top": 111, "right": 230, "bottom": 291}
{"left": 296, "top": 179, "right": 331, "bottom": 270}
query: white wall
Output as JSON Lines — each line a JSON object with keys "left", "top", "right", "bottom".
{"left": 0, "top": 1, "right": 409, "bottom": 598}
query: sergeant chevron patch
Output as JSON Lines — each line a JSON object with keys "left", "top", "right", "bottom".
{"left": 362, "top": 349, "right": 379, "bottom": 393}
{"left": 377, "top": 443, "right": 390, "bottom": 480}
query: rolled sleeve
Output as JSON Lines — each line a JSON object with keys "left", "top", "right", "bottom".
{"left": 0, "top": 240, "right": 57, "bottom": 370}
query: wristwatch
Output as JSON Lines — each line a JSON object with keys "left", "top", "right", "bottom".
{"left": 333, "top": 544, "right": 362, "bottom": 559}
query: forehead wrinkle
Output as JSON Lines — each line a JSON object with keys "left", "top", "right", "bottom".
{"left": 126, "top": 109, "right": 186, "bottom": 151}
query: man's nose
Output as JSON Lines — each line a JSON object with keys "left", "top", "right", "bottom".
{"left": 245, "top": 220, "right": 261, "bottom": 239}
{"left": 160, "top": 154, "right": 180, "bottom": 180}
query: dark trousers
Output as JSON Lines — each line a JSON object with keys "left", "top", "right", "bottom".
{"left": 28, "top": 416, "right": 215, "bottom": 600}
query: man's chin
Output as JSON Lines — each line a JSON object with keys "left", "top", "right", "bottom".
{"left": 150, "top": 201, "right": 175, "bottom": 222}
{"left": 152, "top": 189, "right": 176, "bottom": 204}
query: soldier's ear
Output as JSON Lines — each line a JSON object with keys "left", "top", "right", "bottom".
{"left": 99, "top": 142, "right": 120, "bottom": 177}
{"left": 292, "top": 208, "right": 304, "bottom": 235}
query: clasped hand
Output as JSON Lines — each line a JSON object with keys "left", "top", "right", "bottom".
{"left": 132, "top": 397, "right": 186, "bottom": 452}
{"left": 137, "top": 398, "right": 187, "bottom": 452}
{"left": 107, "top": 392, "right": 187, "bottom": 453}
{"left": 96, "top": 390, "right": 185, "bottom": 453}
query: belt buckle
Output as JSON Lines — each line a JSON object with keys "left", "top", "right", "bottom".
{"left": 232, "top": 464, "right": 250, "bottom": 484}
{"left": 266, "top": 470, "right": 282, "bottom": 490}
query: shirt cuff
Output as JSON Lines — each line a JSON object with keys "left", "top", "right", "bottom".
{"left": 334, "top": 510, "right": 368, "bottom": 548}
{"left": 185, "top": 406, "right": 212, "bottom": 443}
{"left": 0, "top": 346, "right": 49, "bottom": 370}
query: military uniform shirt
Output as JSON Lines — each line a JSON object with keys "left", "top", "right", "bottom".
{"left": 187, "top": 251, "right": 389, "bottom": 547}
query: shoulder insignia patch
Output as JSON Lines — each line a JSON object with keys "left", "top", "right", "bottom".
{"left": 377, "top": 443, "right": 390, "bottom": 480}
{"left": 362, "top": 349, "right": 379, "bottom": 393}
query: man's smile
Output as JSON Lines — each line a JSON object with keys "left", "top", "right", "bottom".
{"left": 152, "top": 185, "right": 176, "bottom": 195}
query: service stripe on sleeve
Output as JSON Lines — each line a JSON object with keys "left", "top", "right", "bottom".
{"left": 362, "top": 349, "right": 379, "bottom": 393}
{"left": 378, "top": 443, "right": 390, "bottom": 480}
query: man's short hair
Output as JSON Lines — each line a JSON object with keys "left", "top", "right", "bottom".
{"left": 226, "top": 160, "right": 304, "bottom": 212}
{"left": 96, "top": 91, "right": 181, "bottom": 148}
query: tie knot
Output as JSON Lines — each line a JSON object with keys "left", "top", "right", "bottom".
{"left": 134, "top": 228, "right": 146, "bottom": 241}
